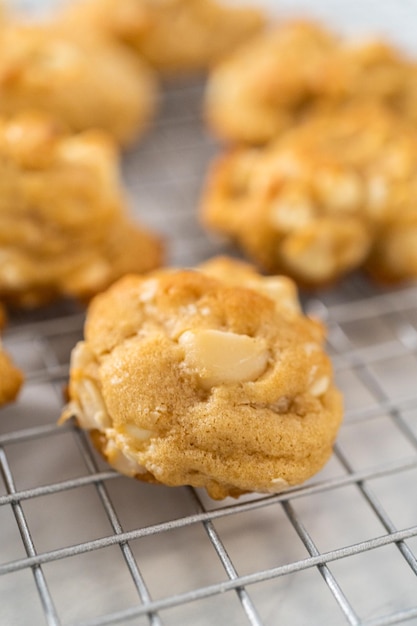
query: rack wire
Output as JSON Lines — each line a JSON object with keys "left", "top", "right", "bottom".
{"left": 2, "top": 5, "right": 417, "bottom": 623}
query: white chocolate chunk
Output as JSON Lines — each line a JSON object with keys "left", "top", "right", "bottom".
{"left": 139, "top": 278, "right": 158, "bottom": 303}
{"left": 270, "top": 477, "right": 289, "bottom": 489}
{"left": 270, "top": 196, "right": 315, "bottom": 232}
{"left": 249, "top": 276, "right": 300, "bottom": 313}
{"left": 179, "top": 329, "right": 268, "bottom": 388}
{"left": 76, "top": 378, "right": 111, "bottom": 430}
{"left": 309, "top": 375, "right": 330, "bottom": 397}
{"left": 303, "top": 342, "right": 320, "bottom": 356}
{"left": 316, "top": 170, "right": 362, "bottom": 213}
{"left": 262, "top": 477, "right": 289, "bottom": 493}
{"left": 69, "top": 342, "right": 111, "bottom": 429}
{"left": 125, "top": 424, "right": 155, "bottom": 442}
{"left": 71, "top": 340, "right": 95, "bottom": 370}
{"left": 104, "top": 438, "right": 146, "bottom": 477}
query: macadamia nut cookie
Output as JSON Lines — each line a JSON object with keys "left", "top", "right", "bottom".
{"left": 205, "top": 20, "right": 416, "bottom": 144}
{"left": 0, "top": 112, "right": 163, "bottom": 307}
{"left": 60, "top": 256, "right": 342, "bottom": 499}
{"left": 201, "top": 104, "right": 417, "bottom": 287}
{"left": 0, "top": 304, "right": 23, "bottom": 406}
{"left": 0, "top": 21, "right": 157, "bottom": 145}
{"left": 60, "top": 0, "right": 265, "bottom": 75}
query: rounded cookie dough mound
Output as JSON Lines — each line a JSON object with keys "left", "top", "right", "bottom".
{"left": 0, "top": 112, "right": 163, "bottom": 308}
{"left": 0, "top": 304, "right": 23, "bottom": 406}
{"left": 61, "top": 256, "right": 343, "bottom": 499}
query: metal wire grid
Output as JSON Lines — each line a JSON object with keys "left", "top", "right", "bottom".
{"left": 2, "top": 281, "right": 417, "bottom": 626}
{"left": 1, "top": 79, "right": 417, "bottom": 626}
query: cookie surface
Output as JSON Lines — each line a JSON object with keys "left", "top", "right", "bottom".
{"left": 205, "top": 20, "right": 416, "bottom": 144}
{"left": 201, "top": 103, "right": 417, "bottom": 286}
{"left": 0, "top": 112, "right": 163, "bottom": 307}
{"left": 0, "top": 20, "right": 157, "bottom": 145}
{"left": 0, "top": 304, "right": 23, "bottom": 406}
{"left": 61, "top": 256, "right": 342, "bottom": 499}
{"left": 60, "top": 0, "right": 265, "bottom": 74}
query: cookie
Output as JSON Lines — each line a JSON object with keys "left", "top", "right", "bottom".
{"left": 0, "top": 305, "right": 23, "bottom": 406}
{"left": 364, "top": 206, "right": 417, "bottom": 284}
{"left": 60, "top": 0, "right": 265, "bottom": 75}
{"left": 0, "top": 21, "right": 158, "bottom": 146}
{"left": 0, "top": 112, "right": 163, "bottom": 308}
{"left": 60, "top": 256, "right": 342, "bottom": 499}
{"left": 201, "top": 103, "right": 417, "bottom": 287}
{"left": 205, "top": 20, "right": 416, "bottom": 144}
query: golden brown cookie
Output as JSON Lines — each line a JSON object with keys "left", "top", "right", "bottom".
{"left": 201, "top": 103, "right": 417, "bottom": 287}
{"left": 205, "top": 20, "right": 416, "bottom": 144}
{"left": 364, "top": 203, "right": 417, "bottom": 284}
{"left": 0, "top": 20, "right": 158, "bottom": 146}
{"left": 0, "top": 112, "right": 163, "bottom": 308}
{"left": 60, "top": 256, "right": 342, "bottom": 499}
{"left": 60, "top": 0, "right": 265, "bottom": 75}
{"left": 0, "top": 304, "right": 23, "bottom": 406}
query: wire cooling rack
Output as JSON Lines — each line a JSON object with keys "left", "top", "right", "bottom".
{"left": 2, "top": 2, "right": 417, "bottom": 623}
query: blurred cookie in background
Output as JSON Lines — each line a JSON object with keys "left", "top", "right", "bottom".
{"left": 0, "top": 304, "right": 23, "bottom": 406}
{"left": 0, "top": 19, "right": 158, "bottom": 146}
{"left": 201, "top": 103, "right": 417, "bottom": 287}
{"left": 0, "top": 112, "right": 163, "bottom": 308}
{"left": 205, "top": 19, "right": 417, "bottom": 144}
{"left": 60, "top": 0, "right": 265, "bottom": 75}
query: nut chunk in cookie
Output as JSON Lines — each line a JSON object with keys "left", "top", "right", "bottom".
{"left": 201, "top": 103, "right": 417, "bottom": 287}
{"left": 0, "top": 21, "right": 157, "bottom": 146}
{"left": 0, "top": 113, "right": 163, "bottom": 308}
{"left": 60, "top": 256, "right": 342, "bottom": 499}
{"left": 60, "top": 0, "right": 265, "bottom": 75}
{"left": 0, "top": 305, "right": 23, "bottom": 406}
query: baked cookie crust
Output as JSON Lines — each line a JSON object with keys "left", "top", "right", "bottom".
{"left": 61, "top": 256, "right": 342, "bottom": 499}
{"left": 201, "top": 103, "right": 417, "bottom": 287}
{"left": 0, "top": 112, "right": 163, "bottom": 307}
